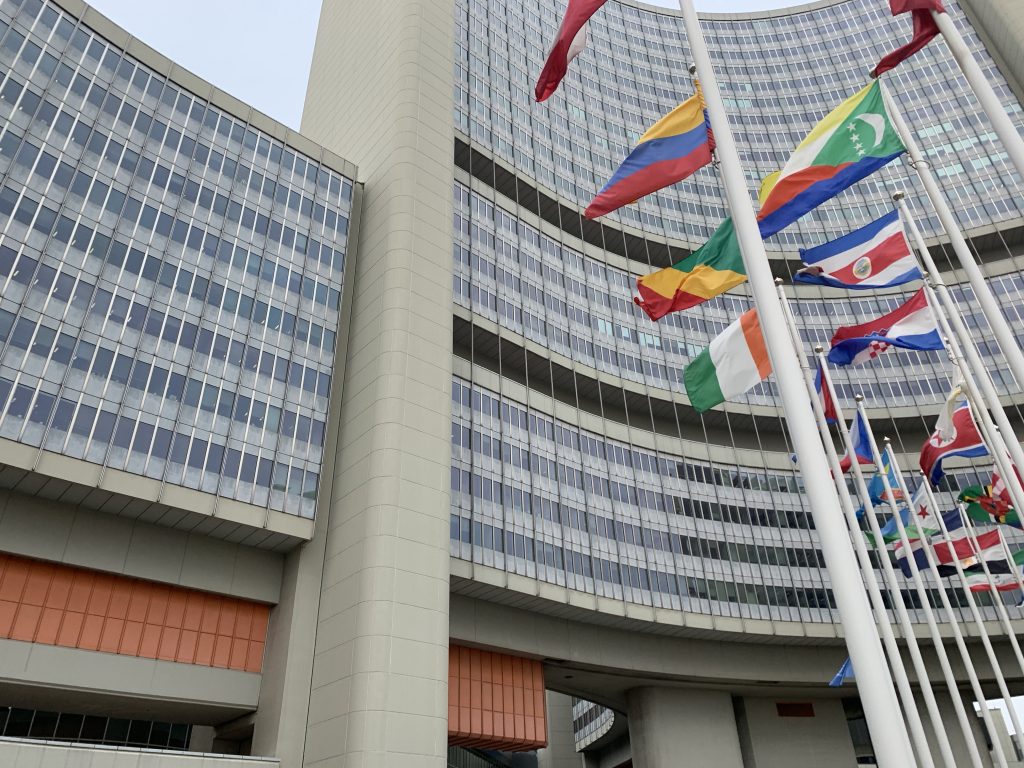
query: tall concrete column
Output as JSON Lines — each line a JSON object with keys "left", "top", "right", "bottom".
{"left": 538, "top": 692, "right": 584, "bottom": 768}
{"left": 626, "top": 688, "right": 744, "bottom": 768}
{"left": 291, "top": 1, "right": 456, "bottom": 766}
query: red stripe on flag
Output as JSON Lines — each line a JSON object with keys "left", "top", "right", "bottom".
{"left": 827, "top": 232, "right": 911, "bottom": 284}
{"left": 871, "top": 1, "right": 945, "bottom": 78}
{"left": 535, "top": 0, "right": 606, "bottom": 102}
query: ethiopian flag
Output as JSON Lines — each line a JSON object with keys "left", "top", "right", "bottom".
{"left": 684, "top": 308, "right": 770, "bottom": 412}
{"left": 757, "top": 81, "right": 905, "bottom": 237}
{"left": 634, "top": 217, "right": 746, "bottom": 321}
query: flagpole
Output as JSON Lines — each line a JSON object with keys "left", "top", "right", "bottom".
{"left": 879, "top": 82, "right": 1024, "bottom": 393}
{"left": 893, "top": 191, "right": 1024, "bottom": 514}
{"left": 913, "top": 469, "right": 1024, "bottom": 755}
{"left": 678, "top": 5, "right": 912, "bottom": 764}
{"left": 953, "top": 500, "right": 1024, "bottom": 694}
{"left": 835, "top": 387, "right": 995, "bottom": 768}
{"left": 853, "top": 399, "right": 1009, "bottom": 768}
{"left": 777, "top": 283, "right": 936, "bottom": 768}
{"left": 815, "top": 351, "right": 968, "bottom": 768}
{"left": 929, "top": 9, "right": 1024, "bottom": 185}
{"left": 991, "top": 523, "right": 1024, "bottom": 597}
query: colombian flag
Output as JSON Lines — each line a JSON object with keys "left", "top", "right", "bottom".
{"left": 585, "top": 90, "right": 714, "bottom": 219}
{"left": 634, "top": 217, "right": 746, "bottom": 321}
{"left": 757, "top": 81, "right": 905, "bottom": 238}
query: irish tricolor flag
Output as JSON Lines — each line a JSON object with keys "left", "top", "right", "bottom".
{"left": 684, "top": 309, "right": 771, "bottom": 412}
{"left": 757, "top": 80, "right": 905, "bottom": 238}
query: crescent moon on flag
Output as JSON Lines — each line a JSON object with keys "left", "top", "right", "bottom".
{"left": 853, "top": 114, "right": 885, "bottom": 147}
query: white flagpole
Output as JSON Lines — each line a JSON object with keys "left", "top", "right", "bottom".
{"left": 835, "top": 391, "right": 995, "bottom": 768}
{"left": 853, "top": 400, "right": 1010, "bottom": 768}
{"left": 955, "top": 502, "right": 1024, "bottom": 687}
{"left": 815, "top": 352, "right": 969, "bottom": 768}
{"left": 777, "top": 283, "right": 936, "bottom": 768}
{"left": 992, "top": 524, "right": 1024, "bottom": 597}
{"left": 913, "top": 470, "right": 1024, "bottom": 755}
{"left": 929, "top": 9, "right": 1024, "bottom": 185}
{"left": 879, "top": 82, "right": 1024, "bottom": 393}
{"left": 678, "top": 5, "right": 913, "bottom": 764}
{"left": 893, "top": 192, "right": 1024, "bottom": 515}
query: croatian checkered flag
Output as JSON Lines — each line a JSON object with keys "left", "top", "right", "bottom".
{"left": 827, "top": 287, "right": 943, "bottom": 366}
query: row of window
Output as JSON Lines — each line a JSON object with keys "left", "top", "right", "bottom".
{"left": 2, "top": 0, "right": 351, "bottom": 207}
{"left": 0, "top": 307, "right": 325, "bottom": 447}
{"left": 0, "top": 166, "right": 340, "bottom": 353}
{"left": 0, "top": 101, "right": 345, "bottom": 314}
{"left": 0, "top": 249, "right": 333, "bottom": 399}
{"left": 0, "top": 374, "right": 320, "bottom": 512}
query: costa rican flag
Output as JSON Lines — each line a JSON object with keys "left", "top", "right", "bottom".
{"left": 795, "top": 210, "right": 922, "bottom": 290}
{"left": 827, "top": 287, "right": 943, "bottom": 366}
{"left": 919, "top": 385, "right": 989, "bottom": 485}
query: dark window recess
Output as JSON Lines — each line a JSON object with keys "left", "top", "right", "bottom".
{"left": 776, "top": 702, "right": 815, "bottom": 718}
{"left": 0, "top": 706, "right": 191, "bottom": 750}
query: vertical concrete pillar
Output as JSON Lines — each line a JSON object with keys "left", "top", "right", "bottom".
{"left": 290, "top": 1, "right": 456, "bottom": 766}
{"left": 626, "top": 688, "right": 744, "bottom": 768}
{"left": 538, "top": 692, "right": 583, "bottom": 768}
{"left": 736, "top": 697, "right": 858, "bottom": 768}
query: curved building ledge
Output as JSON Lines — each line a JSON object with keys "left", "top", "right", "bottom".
{"left": 454, "top": 307, "right": 1024, "bottom": 451}
{"left": 451, "top": 561, "right": 1024, "bottom": 644}
{"left": 457, "top": 135, "right": 1024, "bottom": 272}
{"left": 0, "top": 437, "right": 313, "bottom": 551}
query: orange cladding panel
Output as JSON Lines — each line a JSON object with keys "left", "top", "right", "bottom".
{"left": 447, "top": 644, "right": 547, "bottom": 751}
{"left": 0, "top": 553, "right": 269, "bottom": 673}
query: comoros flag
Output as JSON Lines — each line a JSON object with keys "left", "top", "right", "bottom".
{"left": 919, "top": 386, "right": 989, "bottom": 485}
{"left": 756, "top": 80, "right": 905, "bottom": 238}
{"left": 827, "top": 287, "right": 943, "bottom": 366}
{"left": 795, "top": 210, "right": 922, "bottom": 290}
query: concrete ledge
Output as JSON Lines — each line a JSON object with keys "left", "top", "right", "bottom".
{"left": 0, "top": 488, "right": 283, "bottom": 603}
{"left": 0, "top": 639, "right": 260, "bottom": 724}
{"left": 0, "top": 737, "right": 278, "bottom": 767}
{"left": 0, "top": 437, "right": 313, "bottom": 552}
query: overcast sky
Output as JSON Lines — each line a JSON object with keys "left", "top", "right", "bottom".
{"left": 85, "top": 0, "right": 790, "bottom": 130}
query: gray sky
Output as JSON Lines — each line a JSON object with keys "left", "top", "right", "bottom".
{"left": 86, "top": 0, "right": 790, "bottom": 130}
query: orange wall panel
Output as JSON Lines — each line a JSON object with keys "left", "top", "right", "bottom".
{"left": 448, "top": 644, "right": 547, "bottom": 751}
{"left": 0, "top": 553, "right": 270, "bottom": 673}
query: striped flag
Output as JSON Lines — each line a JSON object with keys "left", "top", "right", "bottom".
{"left": 534, "top": 0, "right": 606, "bottom": 102}
{"left": 756, "top": 81, "right": 905, "bottom": 237}
{"left": 920, "top": 385, "right": 988, "bottom": 485}
{"left": 839, "top": 410, "right": 873, "bottom": 474}
{"left": 684, "top": 309, "right": 770, "bottom": 412}
{"left": 587, "top": 89, "right": 714, "bottom": 219}
{"left": 827, "top": 287, "right": 943, "bottom": 366}
{"left": 871, "top": 0, "right": 946, "bottom": 78}
{"left": 795, "top": 210, "right": 922, "bottom": 290}
{"left": 894, "top": 527, "right": 1001, "bottom": 577}
{"left": 633, "top": 218, "right": 745, "bottom": 321}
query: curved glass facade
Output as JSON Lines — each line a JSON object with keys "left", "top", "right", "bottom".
{"left": 0, "top": 0, "right": 353, "bottom": 517}
{"left": 450, "top": 0, "right": 1024, "bottom": 625}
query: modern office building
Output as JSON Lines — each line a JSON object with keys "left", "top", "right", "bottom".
{"left": 0, "top": 0, "right": 1023, "bottom": 765}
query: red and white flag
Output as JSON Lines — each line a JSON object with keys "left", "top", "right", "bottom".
{"left": 534, "top": 0, "right": 606, "bottom": 102}
{"left": 871, "top": 0, "right": 946, "bottom": 78}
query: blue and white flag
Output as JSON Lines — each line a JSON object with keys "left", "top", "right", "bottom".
{"left": 839, "top": 410, "right": 873, "bottom": 474}
{"left": 796, "top": 210, "right": 922, "bottom": 290}
{"left": 829, "top": 656, "right": 854, "bottom": 687}
{"left": 828, "top": 288, "right": 943, "bottom": 366}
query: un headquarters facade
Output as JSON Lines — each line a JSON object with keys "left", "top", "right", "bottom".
{"left": 0, "top": 0, "right": 1022, "bottom": 765}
